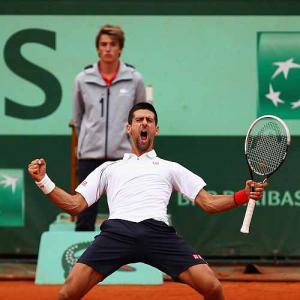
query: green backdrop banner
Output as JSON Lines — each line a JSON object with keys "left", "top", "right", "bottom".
{"left": 258, "top": 32, "right": 300, "bottom": 119}
{"left": 1, "top": 16, "right": 300, "bottom": 136}
{"left": 0, "top": 169, "right": 24, "bottom": 227}
{"left": 1, "top": 14, "right": 300, "bottom": 259}
{"left": 0, "top": 135, "right": 299, "bottom": 258}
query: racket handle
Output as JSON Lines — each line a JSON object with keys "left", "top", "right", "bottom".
{"left": 240, "top": 199, "right": 256, "bottom": 234}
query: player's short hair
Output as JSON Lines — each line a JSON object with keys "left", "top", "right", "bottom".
{"left": 128, "top": 102, "right": 158, "bottom": 125}
{"left": 95, "top": 24, "right": 125, "bottom": 49}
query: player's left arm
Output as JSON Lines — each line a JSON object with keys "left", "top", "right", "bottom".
{"left": 194, "top": 180, "right": 267, "bottom": 213}
{"left": 72, "top": 77, "right": 84, "bottom": 134}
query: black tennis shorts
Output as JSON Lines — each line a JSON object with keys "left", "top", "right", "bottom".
{"left": 78, "top": 218, "right": 207, "bottom": 280}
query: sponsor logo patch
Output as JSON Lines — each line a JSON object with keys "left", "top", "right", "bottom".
{"left": 257, "top": 32, "right": 300, "bottom": 119}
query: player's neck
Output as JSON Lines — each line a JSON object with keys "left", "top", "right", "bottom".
{"left": 99, "top": 60, "right": 120, "bottom": 76}
{"left": 131, "top": 147, "right": 154, "bottom": 157}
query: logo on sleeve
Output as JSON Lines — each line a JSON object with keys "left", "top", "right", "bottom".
{"left": 81, "top": 180, "right": 88, "bottom": 187}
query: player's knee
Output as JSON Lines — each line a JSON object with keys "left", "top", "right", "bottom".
{"left": 58, "top": 288, "right": 68, "bottom": 300}
{"left": 203, "top": 278, "right": 223, "bottom": 298}
{"left": 58, "top": 286, "right": 78, "bottom": 300}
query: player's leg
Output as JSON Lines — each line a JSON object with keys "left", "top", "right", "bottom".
{"left": 62, "top": 218, "right": 139, "bottom": 300}
{"left": 75, "top": 201, "right": 98, "bottom": 231}
{"left": 140, "top": 219, "right": 224, "bottom": 300}
{"left": 58, "top": 262, "right": 104, "bottom": 300}
{"left": 75, "top": 159, "right": 103, "bottom": 231}
{"left": 177, "top": 264, "right": 224, "bottom": 300}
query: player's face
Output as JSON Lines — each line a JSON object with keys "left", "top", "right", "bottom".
{"left": 97, "top": 34, "right": 122, "bottom": 63}
{"left": 127, "top": 109, "right": 159, "bottom": 155}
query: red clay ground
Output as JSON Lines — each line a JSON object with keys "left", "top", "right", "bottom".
{"left": 0, "top": 281, "right": 300, "bottom": 300}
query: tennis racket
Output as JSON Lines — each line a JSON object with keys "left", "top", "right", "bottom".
{"left": 240, "top": 115, "right": 291, "bottom": 234}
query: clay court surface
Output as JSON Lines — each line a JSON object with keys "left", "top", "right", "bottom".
{"left": 0, "top": 281, "right": 300, "bottom": 300}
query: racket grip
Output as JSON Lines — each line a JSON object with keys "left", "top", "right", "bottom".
{"left": 240, "top": 199, "right": 256, "bottom": 234}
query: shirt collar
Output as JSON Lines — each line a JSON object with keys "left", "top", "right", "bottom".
{"left": 123, "top": 150, "right": 157, "bottom": 161}
{"left": 84, "top": 61, "right": 132, "bottom": 86}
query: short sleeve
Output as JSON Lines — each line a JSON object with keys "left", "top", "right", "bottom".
{"left": 72, "top": 74, "right": 84, "bottom": 131}
{"left": 75, "top": 162, "right": 111, "bottom": 206}
{"left": 171, "top": 162, "right": 206, "bottom": 202}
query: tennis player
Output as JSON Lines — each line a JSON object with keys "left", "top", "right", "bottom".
{"left": 28, "top": 102, "right": 267, "bottom": 300}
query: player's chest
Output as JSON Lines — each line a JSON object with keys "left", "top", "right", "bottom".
{"left": 107, "top": 160, "right": 171, "bottom": 183}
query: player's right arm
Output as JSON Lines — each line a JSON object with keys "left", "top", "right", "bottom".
{"left": 28, "top": 158, "right": 88, "bottom": 215}
{"left": 194, "top": 181, "right": 267, "bottom": 214}
{"left": 43, "top": 186, "right": 87, "bottom": 216}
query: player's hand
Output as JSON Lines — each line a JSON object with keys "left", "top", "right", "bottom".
{"left": 28, "top": 158, "right": 46, "bottom": 182}
{"left": 245, "top": 180, "right": 268, "bottom": 201}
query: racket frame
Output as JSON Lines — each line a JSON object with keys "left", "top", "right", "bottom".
{"left": 240, "top": 115, "right": 291, "bottom": 234}
{"left": 244, "top": 115, "right": 291, "bottom": 177}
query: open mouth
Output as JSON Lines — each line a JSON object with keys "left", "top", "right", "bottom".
{"left": 140, "top": 129, "right": 148, "bottom": 141}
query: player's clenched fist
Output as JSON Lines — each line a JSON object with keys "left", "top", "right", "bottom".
{"left": 28, "top": 158, "right": 46, "bottom": 182}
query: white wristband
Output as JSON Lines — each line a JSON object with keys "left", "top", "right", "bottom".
{"left": 35, "top": 174, "right": 55, "bottom": 194}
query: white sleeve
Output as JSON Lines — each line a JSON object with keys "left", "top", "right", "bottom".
{"left": 72, "top": 75, "right": 84, "bottom": 132}
{"left": 75, "top": 162, "right": 109, "bottom": 207}
{"left": 171, "top": 162, "right": 206, "bottom": 202}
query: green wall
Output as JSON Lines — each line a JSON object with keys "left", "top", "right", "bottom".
{"left": 1, "top": 1, "right": 300, "bottom": 258}
{"left": 1, "top": 16, "right": 300, "bottom": 136}
{"left": 1, "top": 135, "right": 300, "bottom": 257}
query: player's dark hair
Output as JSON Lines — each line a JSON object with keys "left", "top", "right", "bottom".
{"left": 128, "top": 102, "right": 158, "bottom": 125}
{"left": 95, "top": 24, "right": 125, "bottom": 50}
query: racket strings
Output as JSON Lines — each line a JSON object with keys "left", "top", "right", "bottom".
{"left": 246, "top": 121, "right": 288, "bottom": 175}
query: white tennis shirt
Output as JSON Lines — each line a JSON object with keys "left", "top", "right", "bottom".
{"left": 75, "top": 150, "right": 206, "bottom": 224}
